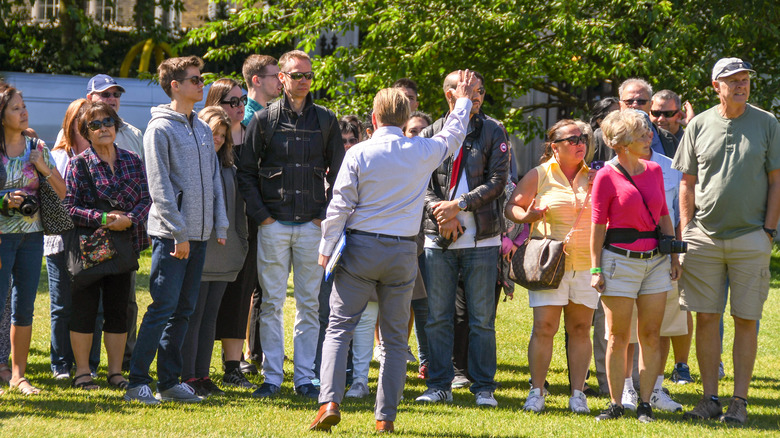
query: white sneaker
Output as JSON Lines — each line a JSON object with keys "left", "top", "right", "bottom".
{"left": 415, "top": 388, "right": 453, "bottom": 403}
{"left": 373, "top": 344, "right": 385, "bottom": 362}
{"left": 650, "top": 388, "right": 683, "bottom": 412}
{"left": 621, "top": 386, "right": 638, "bottom": 411}
{"left": 344, "top": 380, "right": 370, "bottom": 399}
{"left": 569, "top": 389, "right": 590, "bottom": 414}
{"left": 523, "top": 387, "right": 545, "bottom": 412}
{"left": 475, "top": 391, "right": 498, "bottom": 407}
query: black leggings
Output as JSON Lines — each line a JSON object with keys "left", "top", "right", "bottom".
{"left": 70, "top": 272, "right": 132, "bottom": 334}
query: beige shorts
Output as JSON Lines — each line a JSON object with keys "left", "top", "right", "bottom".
{"left": 679, "top": 224, "right": 771, "bottom": 320}
{"left": 621, "top": 280, "right": 688, "bottom": 343}
{"left": 600, "top": 248, "right": 672, "bottom": 299}
{"left": 528, "top": 270, "right": 599, "bottom": 309}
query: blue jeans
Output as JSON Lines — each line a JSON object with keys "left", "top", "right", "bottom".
{"left": 47, "top": 251, "right": 102, "bottom": 374}
{"left": 424, "top": 246, "right": 499, "bottom": 394}
{"left": 0, "top": 232, "right": 44, "bottom": 326}
{"left": 129, "top": 238, "right": 207, "bottom": 392}
{"left": 412, "top": 253, "right": 430, "bottom": 366}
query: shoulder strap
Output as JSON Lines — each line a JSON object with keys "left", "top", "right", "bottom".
{"left": 614, "top": 162, "right": 657, "bottom": 228}
{"left": 264, "top": 100, "right": 281, "bottom": 150}
{"left": 315, "top": 105, "right": 331, "bottom": 151}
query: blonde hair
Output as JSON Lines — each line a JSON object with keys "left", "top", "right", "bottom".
{"left": 198, "top": 106, "right": 234, "bottom": 168}
{"left": 279, "top": 50, "right": 311, "bottom": 72}
{"left": 600, "top": 109, "right": 648, "bottom": 150}
{"left": 373, "top": 88, "right": 410, "bottom": 128}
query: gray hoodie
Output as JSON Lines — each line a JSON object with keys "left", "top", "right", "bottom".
{"left": 143, "top": 104, "right": 228, "bottom": 243}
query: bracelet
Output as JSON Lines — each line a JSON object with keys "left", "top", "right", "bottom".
{"left": 590, "top": 267, "right": 602, "bottom": 274}
{"left": 43, "top": 172, "right": 52, "bottom": 180}
{"left": 101, "top": 212, "right": 107, "bottom": 226}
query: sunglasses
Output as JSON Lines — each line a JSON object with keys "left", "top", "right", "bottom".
{"left": 97, "top": 91, "right": 122, "bottom": 99}
{"left": 650, "top": 110, "right": 679, "bottom": 118}
{"left": 552, "top": 134, "right": 588, "bottom": 145}
{"left": 87, "top": 117, "right": 116, "bottom": 131}
{"left": 343, "top": 136, "right": 359, "bottom": 145}
{"left": 283, "top": 71, "right": 314, "bottom": 81}
{"left": 178, "top": 75, "right": 205, "bottom": 85}
{"left": 622, "top": 99, "right": 648, "bottom": 106}
{"left": 476, "top": 87, "right": 486, "bottom": 95}
{"left": 716, "top": 61, "right": 753, "bottom": 79}
{"left": 221, "top": 95, "right": 248, "bottom": 108}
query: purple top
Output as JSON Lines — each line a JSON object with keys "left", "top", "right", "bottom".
{"left": 63, "top": 144, "right": 151, "bottom": 253}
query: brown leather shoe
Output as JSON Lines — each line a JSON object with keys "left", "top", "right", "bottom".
{"left": 310, "top": 402, "right": 340, "bottom": 432}
{"left": 376, "top": 420, "right": 394, "bottom": 433}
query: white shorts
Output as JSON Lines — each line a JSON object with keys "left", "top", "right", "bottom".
{"left": 528, "top": 270, "right": 599, "bottom": 309}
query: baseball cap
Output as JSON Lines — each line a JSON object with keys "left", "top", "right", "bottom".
{"left": 86, "top": 74, "right": 126, "bottom": 95}
{"left": 711, "top": 58, "right": 755, "bottom": 81}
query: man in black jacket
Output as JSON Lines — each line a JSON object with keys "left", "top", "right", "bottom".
{"left": 414, "top": 70, "right": 509, "bottom": 408}
{"left": 237, "top": 50, "right": 345, "bottom": 400}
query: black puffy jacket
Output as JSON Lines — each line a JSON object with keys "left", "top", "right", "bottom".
{"left": 421, "top": 112, "right": 510, "bottom": 241}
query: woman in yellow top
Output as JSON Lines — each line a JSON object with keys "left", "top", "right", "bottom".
{"left": 505, "top": 119, "right": 596, "bottom": 415}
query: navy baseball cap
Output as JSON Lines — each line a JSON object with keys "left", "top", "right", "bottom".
{"left": 87, "top": 74, "right": 126, "bottom": 94}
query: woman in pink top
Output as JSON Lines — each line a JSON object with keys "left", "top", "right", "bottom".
{"left": 589, "top": 110, "right": 681, "bottom": 423}
{"left": 506, "top": 119, "right": 596, "bottom": 415}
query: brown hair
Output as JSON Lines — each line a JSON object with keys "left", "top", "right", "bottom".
{"left": 198, "top": 106, "right": 234, "bottom": 168}
{"left": 205, "top": 78, "right": 241, "bottom": 108}
{"left": 77, "top": 101, "right": 124, "bottom": 141}
{"left": 54, "top": 98, "right": 89, "bottom": 154}
{"left": 278, "top": 50, "right": 311, "bottom": 72}
{"left": 0, "top": 84, "right": 22, "bottom": 155}
{"left": 540, "top": 119, "right": 579, "bottom": 164}
{"left": 373, "top": 88, "right": 410, "bottom": 128}
{"left": 158, "top": 55, "right": 204, "bottom": 98}
{"left": 242, "top": 55, "right": 278, "bottom": 86}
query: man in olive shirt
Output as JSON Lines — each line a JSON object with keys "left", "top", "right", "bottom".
{"left": 673, "top": 58, "right": 780, "bottom": 424}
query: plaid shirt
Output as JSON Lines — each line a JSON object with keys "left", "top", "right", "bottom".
{"left": 63, "top": 145, "right": 151, "bottom": 253}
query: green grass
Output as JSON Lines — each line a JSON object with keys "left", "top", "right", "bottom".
{"left": 1, "top": 249, "right": 780, "bottom": 437}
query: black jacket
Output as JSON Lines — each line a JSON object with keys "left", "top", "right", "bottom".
{"left": 238, "top": 93, "right": 345, "bottom": 224}
{"left": 422, "top": 111, "right": 510, "bottom": 241}
{"left": 592, "top": 124, "right": 679, "bottom": 162}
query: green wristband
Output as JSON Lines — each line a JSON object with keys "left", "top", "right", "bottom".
{"left": 590, "top": 267, "right": 602, "bottom": 274}
{"left": 101, "top": 212, "right": 107, "bottom": 226}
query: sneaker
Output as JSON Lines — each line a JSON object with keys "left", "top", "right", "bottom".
{"left": 345, "top": 380, "right": 370, "bottom": 399}
{"left": 406, "top": 346, "right": 417, "bottom": 363}
{"left": 240, "top": 360, "right": 258, "bottom": 375}
{"left": 621, "top": 386, "right": 638, "bottom": 411}
{"left": 650, "top": 388, "right": 682, "bottom": 412}
{"left": 523, "top": 387, "right": 545, "bottom": 412}
{"left": 569, "top": 390, "right": 590, "bottom": 414}
{"left": 683, "top": 396, "right": 722, "bottom": 420}
{"left": 417, "top": 364, "right": 428, "bottom": 380}
{"left": 53, "top": 369, "right": 71, "bottom": 380}
{"left": 475, "top": 391, "right": 498, "bottom": 407}
{"left": 222, "top": 368, "right": 257, "bottom": 389}
{"left": 373, "top": 344, "right": 384, "bottom": 361}
{"left": 251, "top": 382, "right": 280, "bottom": 398}
{"left": 527, "top": 378, "right": 550, "bottom": 396}
{"left": 199, "top": 377, "right": 225, "bottom": 396}
{"left": 184, "top": 378, "right": 210, "bottom": 397}
{"left": 415, "top": 388, "right": 453, "bottom": 403}
{"left": 311, "top": 378, "right": 321, "bottom": 388}
{"left": 157, "top": 383, "right": 203, "bottom": 403}
{"left": 451, "top": 375, "right": 471, "bottom": 389}
{"left": 582, "top": 383, "right": 600, "bottom": 398}
{"left": 720, "top": 397, "right": 748, "bottom": 424}
{"left": 124, "top": 384, "right": 161, "bottom": 405}
{"left": 718, "top": 362, "right": 726, "bottom": 380}
{"left": 595, "top": 403, "right": 624, "bottom": 421}
{"left": 671, "top": 363, "right": 694, "bottom": 384}
{"left": 637, "top": 401, "right": 655, "bottom": 423}
{"left": 295, "top": 383, "right": 320, "bottom": 399}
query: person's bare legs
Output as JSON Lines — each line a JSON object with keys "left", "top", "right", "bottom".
{"left": 10, "top": 324, "right": 31, "bottom": 382}
{"left": 104, "top": 332, "right": 127, "bottom": 378}
{"left": 671, "top": 312, "right": 693, "bottom": 364}
{"left": 635, "top": 292, "right": 667, "bottom": 403}
{"left": 70, "top": 331, "right": 95, "bottom": 385}
{"left": 528, "top": 306, "right": 562, "bottom": 390}
{"left": 563, "top": 302, "right": 595, "bottom": 393}
{"left": 732, "top": 315, "right": 758, "bottom": 399}
{"left": 223, "top": 338, "right": 244, "bottom": 362}
{"left": 695, "top": 312, "right": 721, "bottom": 397}
{"left": 601, "top": 296, "right": 634, "bottom": 405}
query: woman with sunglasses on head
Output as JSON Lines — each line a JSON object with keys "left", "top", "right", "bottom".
{"left": 589, "top": 109, "right": 680, "bottom": 423}
{"left": 505, "top": 119, "right": 597, "bottom": 415}
{"left": 62, "top": 101, "right": 151, "bottom": 391}
{"left": 0, "top": 84, "right": 67, "bottom": 395}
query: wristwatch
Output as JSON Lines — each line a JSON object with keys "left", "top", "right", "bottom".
{"left": 763, "top": 227, "right": 777, "bottom": 239}
{"left": 457, "top": 196, "right": 468, "bottom": 211}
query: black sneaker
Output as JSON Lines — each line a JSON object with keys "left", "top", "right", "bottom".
{"left": 295, "top": 383, "right": 320, "bottom": 399}
{"left": 251, "top": 382, "right": 280, "bottom": 398}
{"left": 199, "top": 377, "right": 225, "bottom": 396}
{"left": 222, "top": 368, "right": 257, "bottom": 389}
{"left": 596, "top": 403, "right": 625, "bottom": 421}
{"left": 184, "top": 378, "right": 210, "bottom": 397}
{"left": 637, "top": 402, "right": 655, "bottom": 423}
{"left": 240, "top": 360, "right": 258, "bottom": 375}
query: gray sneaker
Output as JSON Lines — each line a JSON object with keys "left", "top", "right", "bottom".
{"left": 451, "top": 375, "right": 471, "bottom": 389}
{"left": 124, "top": 384, "right": 161, "bottom": 405}
{"left": 720, "top": 397, "right": 748, "bottom": 425}
{"left": 157, "top": 383, "right": 203, "bottom": 403}
{"left": 683, "top": 396, "right": 722, "bottom": 420}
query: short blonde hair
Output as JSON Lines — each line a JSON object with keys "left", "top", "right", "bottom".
{"left": 279, "top": 50, "right": 311, "bottom": 72}
{"left": 600, "top": 109, "right": 648, "bottom": 150}
{"left": 373, "top": 88, "right": 410, "bottom": 128}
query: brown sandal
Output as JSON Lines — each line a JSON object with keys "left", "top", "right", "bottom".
{"left": 10, "top": 377, "right": 41, "bottom": 395}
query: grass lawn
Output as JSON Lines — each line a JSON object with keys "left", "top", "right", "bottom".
{"left": 1, "top": 247, "right": 779, "bottom": 437}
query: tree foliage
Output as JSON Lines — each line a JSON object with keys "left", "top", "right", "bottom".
{"left": 184, "top": 0, "right": 780, "bottom": 140}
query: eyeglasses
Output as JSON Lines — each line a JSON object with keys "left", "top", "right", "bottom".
{"left": 87, "top": 117, "right": 116, "bottom": 131}
{"left": 343, "top": 136, "right": 359, "bottom": 145}
{"left": 283, "top": 71, "right": 314, "bottom": 81}
{"left": 622, "top": 99, "right": 648, "bottom": 106}
{"left": 650, "top": 110, "right": 679, "bottom": 118}
{"left": 97, "top": 91, "right": 122, "bottom": 99}
{"left": 221, "top": 95, "right": 248, "bottom": 108}
{"left": 552, "top": 134, "right": 588, "bottom": 145}
{"left": 177, "top": 75, "right": 204, "bottom": 85}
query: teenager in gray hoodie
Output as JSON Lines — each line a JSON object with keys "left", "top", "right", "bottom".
{"left": 125, "top": 56, "right": 228, "bottom": 405}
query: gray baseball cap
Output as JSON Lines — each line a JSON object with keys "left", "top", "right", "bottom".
{"left": 711, "top": 58, "right": 755, "bottom": 81}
